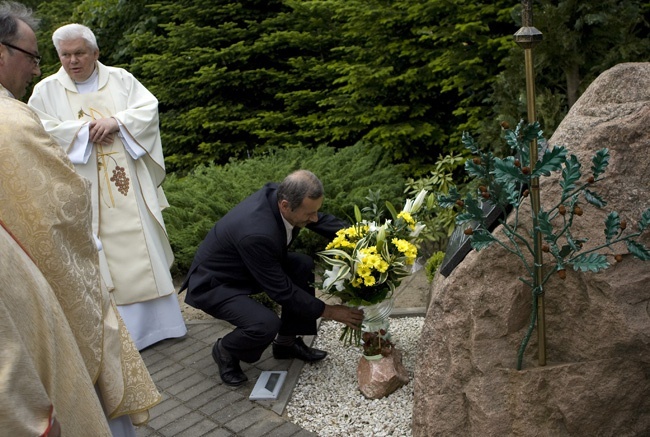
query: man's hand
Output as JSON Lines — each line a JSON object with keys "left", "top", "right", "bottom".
{"left": 89, "top": 117, "right": 119, "bottom": 145}
{"left": 321, "top": 304, "right": 364, "bottom": 330}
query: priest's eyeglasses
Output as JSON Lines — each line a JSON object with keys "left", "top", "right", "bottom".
{"left": 1, "top": 41, "right": 41, "bottom": 66}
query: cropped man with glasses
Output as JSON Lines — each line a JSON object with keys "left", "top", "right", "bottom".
{"left": 1, "top": 40, "right": 40, "bottom": 63}
{"left": 0, "top": 4, "right": 39, "bottom": 99}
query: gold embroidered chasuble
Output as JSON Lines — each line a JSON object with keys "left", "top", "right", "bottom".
{"left": 28, "top": 62, "right": 174, "bottom": 305}
{"left": 0, "top": 223, "right": 111, "bottom": 436}
{"left": 0, "top": 87, "right": 160, "bottom": 426}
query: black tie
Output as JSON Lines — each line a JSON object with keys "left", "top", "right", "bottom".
{"left": 289, "top": 227, "right": 300, "bottom": 246}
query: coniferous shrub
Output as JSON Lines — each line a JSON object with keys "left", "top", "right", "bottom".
{"left": 162, "top": 142, "right": 407, "bottom": 279}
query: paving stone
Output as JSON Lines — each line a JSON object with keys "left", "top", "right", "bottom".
{"left": 150, "top": 362, "right": 184, "bottom": 381}
{"left": 199, "top": 390, "right": 245, "bottom": 417}
{"left": 146, "top": 355, "right": 181, "bottom": 375}
{"left": 140, "top": 349, "right": 167, "bottom": 367}
{"left": 134, "top": 424, "right": 158, "bottom": 437}
{"left": 232, "top": 408, "right": 284, "bottom": 437}
{"left": 179, "top": 346, "right": 211, "bottom": 367}
{"left": 211, "top": 398, "right": 254, "bottom": 425}
{"left": 147, "top": 404, "right": 192, "bottom": 430}
{"left": 266, "top": 421, "right": 309, "bottom": 437}
{"left": 172, "top": 337, "right": 208, "bottom": 356}
{"left": 157, "top": 366, "right": 200, "bottom": 391}
{"left": 174, "top": 419, "right": 232, "bottom": 437}
{"left": 149, "top": 396, "right": 181, "bottom": 417}
{"left": 189, "top": 353, "right": 217, "bottom": 374}
{"left": 183, "top": 384, "right": 230, "bottom": 409}
{"left": 225, "top": 405, "right": 284, "bottom": 433}
{"left": 188, "top": 324, "right": 221, "bottom": 342}
{"left": 158, "top": 411, "right": 204, "bottom": 437}
{"left": 165, "top": 369, "right": 206, "bottom": 395}
{"left": 175, "top": 376, "right": 218, "bottom": 402}
{"left": 160, "top": 337, "right": 199, "bottom": 356}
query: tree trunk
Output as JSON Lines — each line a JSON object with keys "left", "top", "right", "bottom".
{"left": 565, "top": 63, "right": 581, "bottom": 108}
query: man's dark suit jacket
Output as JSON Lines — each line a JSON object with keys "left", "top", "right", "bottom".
{"left": 181, "top": 182, "right": 347, "bottom": 320}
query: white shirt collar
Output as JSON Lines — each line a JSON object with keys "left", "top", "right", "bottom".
{"left": 280, "top": 214, "right": 294, "bottom": 246}
{"left": 0, "top": 84, "right": 14, "bottom": 98}
{"left": 75, "top": 64, "right": 99, "bottom": 94}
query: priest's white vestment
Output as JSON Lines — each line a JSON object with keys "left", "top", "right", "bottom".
{"left": 29, "top": 62, "right": 186, "bottom": 349}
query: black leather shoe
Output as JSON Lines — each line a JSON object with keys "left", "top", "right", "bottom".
{"left": 272, "top": 337, "right": 327, "bottom": 362}
{"left": 212, "top": 339, "right": 248, "bottom": 386}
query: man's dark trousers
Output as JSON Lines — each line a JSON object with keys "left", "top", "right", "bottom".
{"left": 204, "top": 252, "right": 317, "bottom": 363}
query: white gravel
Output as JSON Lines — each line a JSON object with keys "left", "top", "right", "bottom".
{"left": 285, "top": 317, "right": 424, "bottom": 437}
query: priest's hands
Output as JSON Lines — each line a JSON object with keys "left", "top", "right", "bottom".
{"left": 89, "top": 117, "right": 118, "bottom": 145}
{"left": 321, "top": 304, "right": 364, "bottom": 330}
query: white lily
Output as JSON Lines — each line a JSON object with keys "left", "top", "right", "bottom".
{"left": 409, "top": 222, "right": 426, "bottom": 238}
{"left": 323, "top": 266, "right": 349, "bottom": 291}
{"left": 403, "top": 189, "right": 428, "bottom": 214}
{"left": 367, "top": 220, "right": 381, "bottom": 232}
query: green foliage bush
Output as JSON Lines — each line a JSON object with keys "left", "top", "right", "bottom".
{"left": 424, "top": 251, "right": 446, "bottom": 284}
{"left": 404, "top": 152, "right": 471, "bottom": 256}
{"left": 162, "top": 142, "right": 407, "bottom": 279}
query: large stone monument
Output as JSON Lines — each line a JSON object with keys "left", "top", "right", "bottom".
{"left": 412, "top": 63, "right": 650, "bottom": 436}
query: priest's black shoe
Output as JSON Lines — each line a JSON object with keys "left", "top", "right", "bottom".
{"left": 212, "top": 339, "right": 248, "bottom": 386}
{"left": 272, "top": 337, "right": 327, "bottom": 362}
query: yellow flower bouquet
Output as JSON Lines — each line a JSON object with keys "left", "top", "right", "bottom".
{"left": 316, "top": 190, "right": 428, "bottom": 345}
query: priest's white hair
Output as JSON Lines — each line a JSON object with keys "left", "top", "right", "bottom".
{"left": 52, "top": 23, "right": 98, "bottom": 53}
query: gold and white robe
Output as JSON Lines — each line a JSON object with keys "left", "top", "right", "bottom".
{"left": 0, "top": 223, "right": 111, "bottom": 436}
{"left": 29, "top": 62, "right": 186, "bottom": 349}
{"left": 0, "top": 86, "right": 161, "bottom": 431}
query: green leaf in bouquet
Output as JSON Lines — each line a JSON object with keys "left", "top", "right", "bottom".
{"left": 354, "top": 204, "right": 363, "bottom": 223}
{"left": 502, "top": 179, "right": 522, "bottom": 207}
{"left": 503, "top": 128, "right": 519, "bottom": 151}
{"left": 566, "top": 234, "right": 587, "bottom": 254}
{"left": 385, "top": 200, "right": 399, "bottom": 221}
{"left": 521, "top": 121, "right": 542, "bottom": 146}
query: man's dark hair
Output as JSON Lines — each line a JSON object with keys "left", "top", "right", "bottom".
{"left": 277, "top": 170, "right": 324, "bottom": 211}
{"left": 0, "top": 1, "right": 39, "bottom": 43}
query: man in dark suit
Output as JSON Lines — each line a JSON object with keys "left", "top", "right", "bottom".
{"left": 181, "top": 170, "right": 365, "bottom": 386}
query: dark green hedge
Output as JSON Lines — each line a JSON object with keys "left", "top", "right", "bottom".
{"left": 162, "top": 142, "right": 407, "bottom": 278}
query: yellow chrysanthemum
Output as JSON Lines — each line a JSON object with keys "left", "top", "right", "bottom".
{"left": 397, "top": 211, "right": 416, "bottom": 229}
{"left": 326, "top": 225, "right": 369, "bottom": 250}
{"left": 363, "top": 275, "right": 376, "bottom": 286}
{"left": 392, "top": 238, "right": 418, "bottom": 264}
